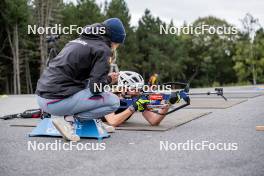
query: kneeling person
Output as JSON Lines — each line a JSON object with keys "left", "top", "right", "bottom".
{"left": 36, "top": 18, "right": 126, "bottom": 141}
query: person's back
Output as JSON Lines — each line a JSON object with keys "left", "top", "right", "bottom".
{"left": 36, "top": 24, "right": 112, "bottom": 99}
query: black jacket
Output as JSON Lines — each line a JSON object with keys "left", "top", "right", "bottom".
{"left": 36, "top": 24, "right": 112, "bottom": 99}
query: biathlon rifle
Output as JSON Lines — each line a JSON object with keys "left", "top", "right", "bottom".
{"left": 0, "top": 109, "right": 46, "bottom": 120}
{"left": 136, "top": 83, "right": 227, "bottom": 115}
{"left": 118, "top": 66, "right": 227, "bottom": 115}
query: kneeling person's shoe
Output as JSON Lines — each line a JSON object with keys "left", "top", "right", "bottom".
{"left": 96, "top": 119, "right": 115, "bottom": 133}
{"left": 52, "top": 118, "right": 80, "bottom": 142}
{"left": 102, "top": 122, "right": 115, "bottom": 133}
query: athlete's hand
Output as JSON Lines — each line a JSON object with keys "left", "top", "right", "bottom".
{"left": 169, "top": 91, "right": 189, "bottom": 104}
{"left": 179, "top": 91, "right": 190, "bottom": 103}
{"left": 108, "top": 72, "right": 119, "bottom": 84}
{"left": 132, "top": 97, "right": 151, "bottom": 112}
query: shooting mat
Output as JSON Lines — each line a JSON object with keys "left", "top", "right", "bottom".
{"left": 182, "top": 98, "right": 247, "bottom": 109}
{"left": 116, "top": 111, "right": 211, "bottom": 131}
{"left": 190, "top": 93, "right": 263, "bottom": 99}
{"left": 5, "top": 118, "right": 39, "bottom": 127}
{"left": 9, "top": 111, "right": 211, "bottom": 131}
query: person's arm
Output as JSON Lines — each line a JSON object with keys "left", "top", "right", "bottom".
{"left": 105, "top": 108, "right": 134, "bottom": 127}
{"left": 142, "top": 105, "right": 169, "bottom": 126}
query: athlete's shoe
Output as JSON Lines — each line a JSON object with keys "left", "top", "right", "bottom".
{"left": 102, "top": 122, "right": 115, "bottom": 133}
{"left": 96, "top": 119, "right": 115, "bottom": 133}
{"left": 52, "top": 118, "right": 80, "bottom": 142}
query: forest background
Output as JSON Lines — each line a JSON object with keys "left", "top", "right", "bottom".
{"left": 0, "top": 0, "right": 263, "bottom": 94}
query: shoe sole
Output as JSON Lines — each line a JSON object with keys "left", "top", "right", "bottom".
{"left": 52, "top": 120, "right": 76, "bottom": 141}
{"left": 105, "top": 127, "right": 115, "bottom": 133}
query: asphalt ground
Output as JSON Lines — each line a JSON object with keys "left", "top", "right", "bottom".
{"left": 0, "top": 86, "right": 264, "bottom": 176}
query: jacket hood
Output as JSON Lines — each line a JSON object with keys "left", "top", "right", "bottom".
{"left": 80, "top": 23, "right": 111, "bottom": 46}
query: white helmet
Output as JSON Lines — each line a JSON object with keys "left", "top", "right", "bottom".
{"left": 118, "top": 71, "right": 144, "bottom": 88}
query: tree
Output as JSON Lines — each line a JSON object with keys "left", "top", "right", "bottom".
{"left": 189, "top": 16, "right": 238, "bottom": 86}
{"left": 233, "top": 13, "right": 261, "bottom": 84}
{"left": 105, "top": 0, "right": 139, "bottom": 72}
{"left": 137, "top": 10, "right": 206, "bottom": 84}
{"left": 34, "top": 0, "right": 63, "bottom": 74}
{"left": 60, "top": 0, "right": 104, "bottom": 47}
{"left": 1, "top": 0, "right": 30, "bottom": 94}
{"left": 234, "top": 28, "right": 264, "bottom": 83}
{"left": 254, "top": 29, "right": 264, "bottom": 83}
{"left": 1, "top": 1, "right": 264, "bottom": 95}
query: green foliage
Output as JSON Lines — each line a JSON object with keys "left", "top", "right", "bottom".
{"left": 233, "top": 36, "right": 251, "bottom": 82}
{"left": 1, "top": 1, "right": 264, "bottom": 94}
{"left": 136, "top": 9, "right": 182, "bottom": 81}
{"left": 0, "top": 0, "right": 31, "bottom": 93}
{"left": 60, "top": 0, "right": 103, "bottom": 47}
{"left": 189, "top": 16, "right": 238, "bottom": 86}
{"left": 254, "top": 29, "right": 264, "bottom": 83}
{"left": 233, "top": 28, "right": 264, "bottom": 83}
{"left": 105, "top": 0, "right": 139, "bottom": 71}
{"left": 2, "top": 0, "right": 29, "bottom": 26}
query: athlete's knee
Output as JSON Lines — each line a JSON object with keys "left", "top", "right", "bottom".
{"left": 108, "top": 93, "right": 120, "bottom": 111}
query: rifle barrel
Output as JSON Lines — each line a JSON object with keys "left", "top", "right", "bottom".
{"left": 188, "top": 92, "right": 220, "bottom": 95}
